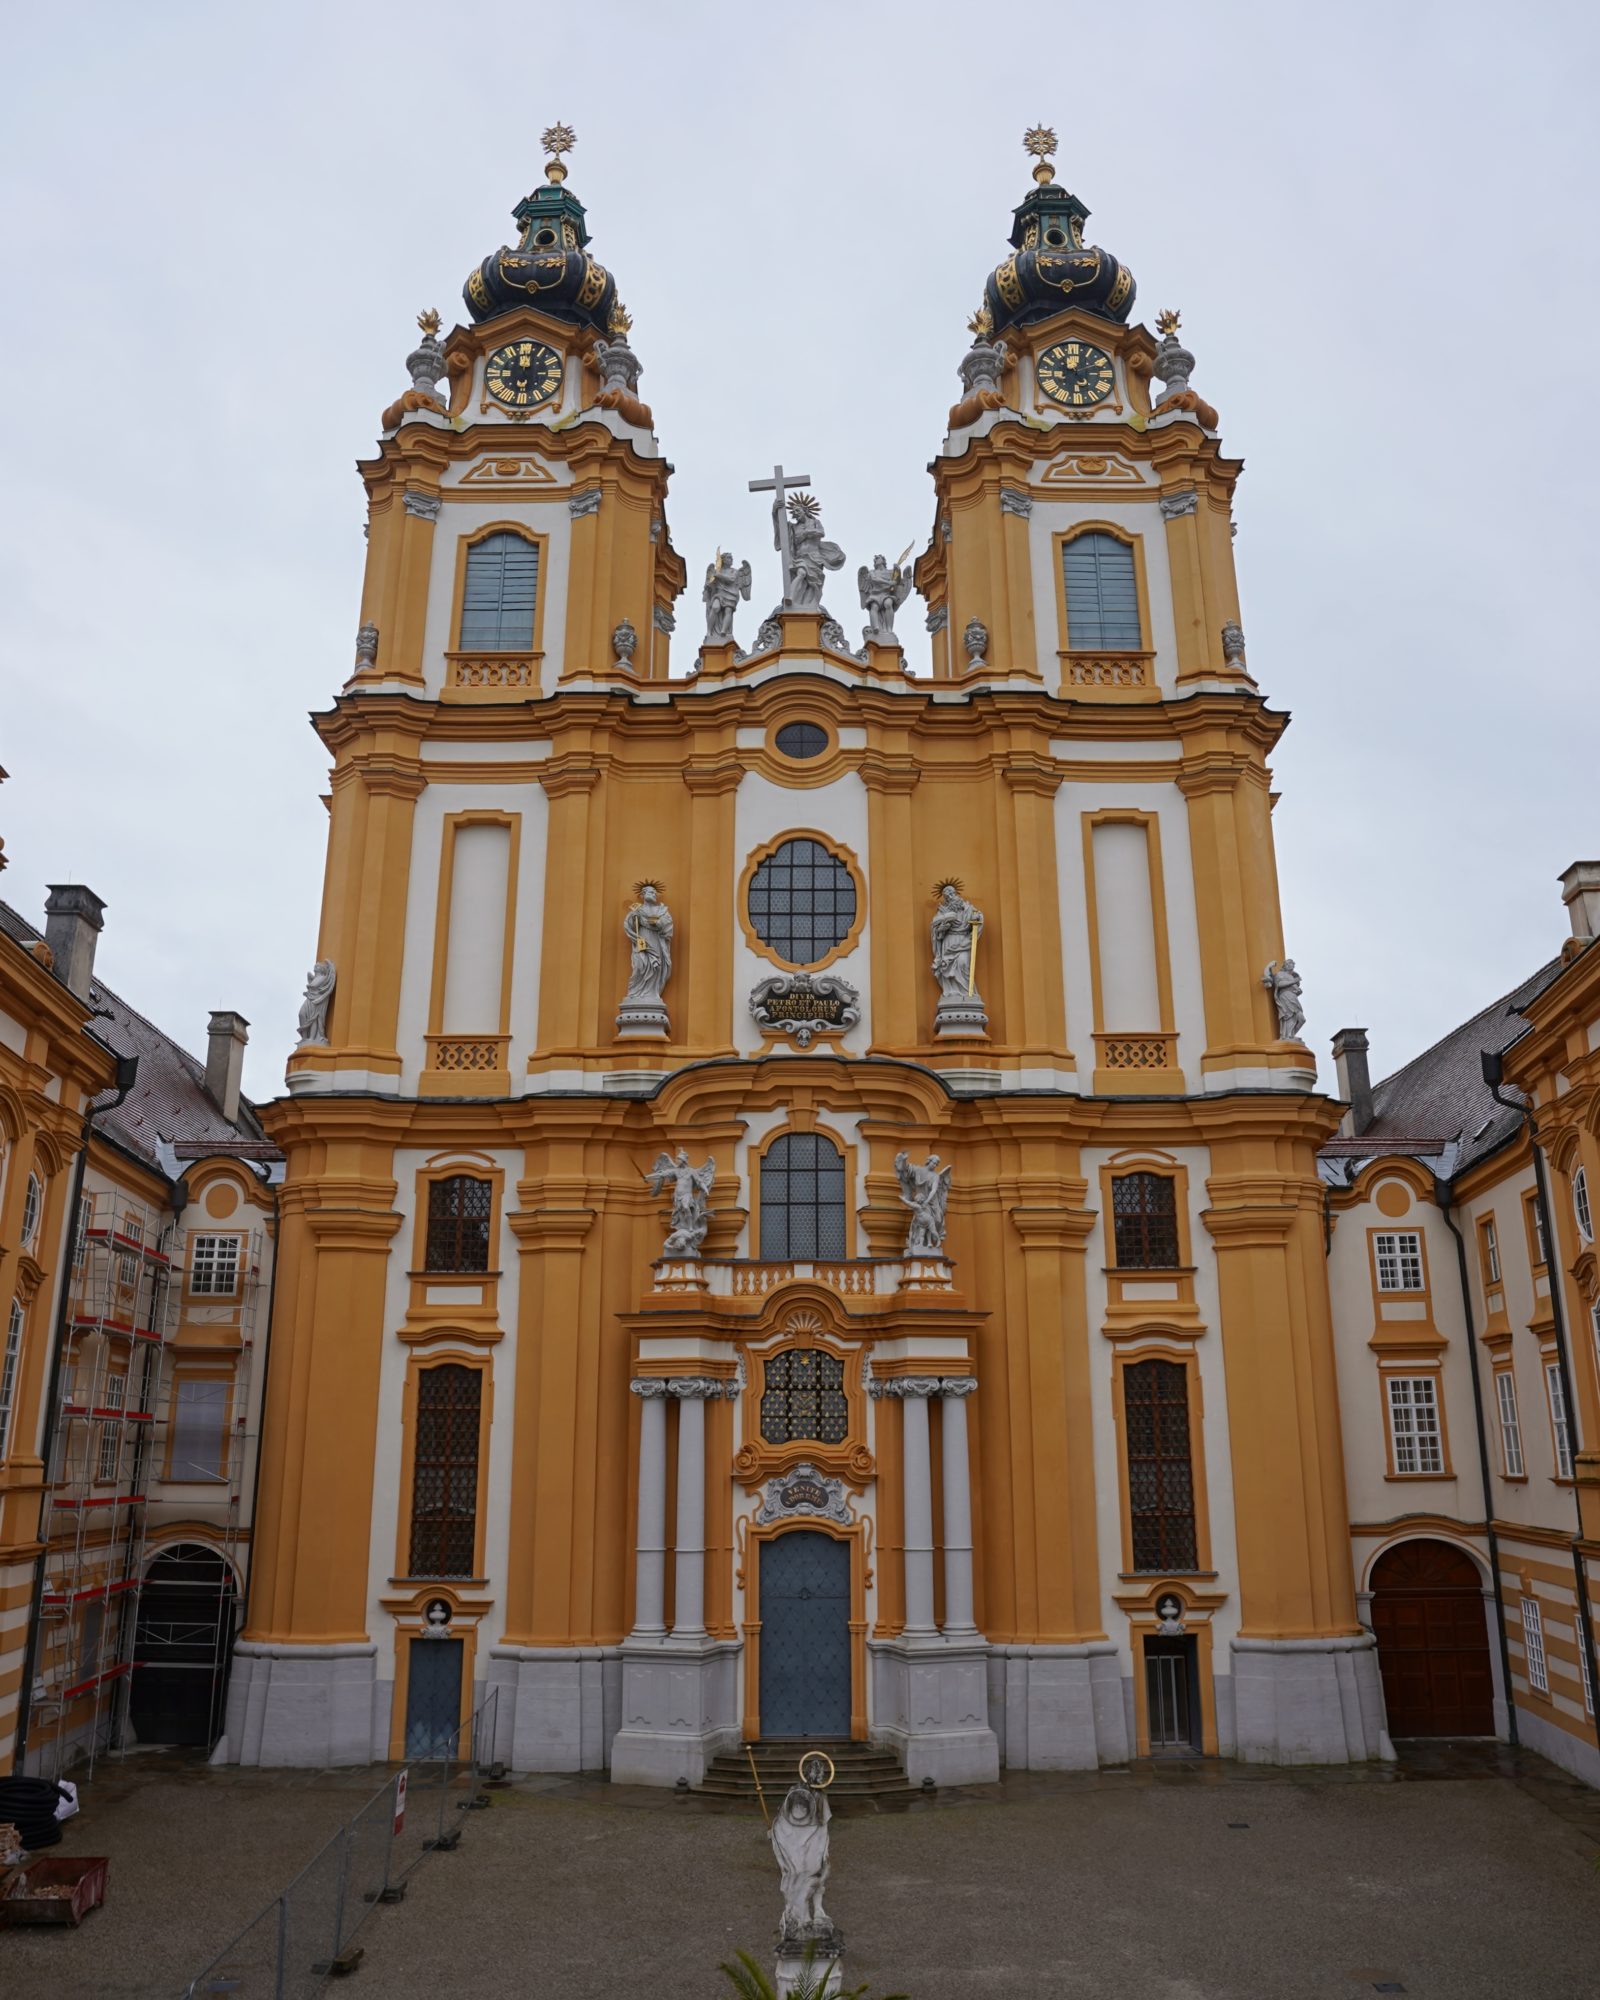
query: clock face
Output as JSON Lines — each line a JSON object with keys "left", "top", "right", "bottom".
{"left": 1036, "top": 339, "right": 1116, "bottom": 409}
{"left": 484, "top": 339, "right": 563, "bottom": 411}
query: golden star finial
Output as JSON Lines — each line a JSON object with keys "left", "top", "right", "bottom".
{"left": 416, "top": 307, "right": 442, "bottom": 339}
{"left": 542, "top": 121, "right": 576, "bottom": 183}
{"left": 1156, "top": 307, "right": 1182, "bottom": 337}
{"left": 1023, "top": 124, "right": 1057, "bottom": 185}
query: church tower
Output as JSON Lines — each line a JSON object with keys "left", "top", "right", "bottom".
{"left": 228, "top": 128, "right": 1385, "bottom": 1780}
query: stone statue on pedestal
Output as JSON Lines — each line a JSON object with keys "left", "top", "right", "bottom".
{"left": 857, "top": 549, "right": 913, "bottom": 647}
{"left": 1262, "top": 958, "right": 1306, "bottom": 1041}
{"left": 617, "top": 884, "right": 673, "bottom": 1036}
{"left": 702, "top": 551, "right": 751, "bottom": 645}
{"left": 930, "top": 882, "right": 988, "bottom": 1037}
{"left": 771, "top": 1783, "right": 835, "bottom": 1944}
{"left": 779, "top": 493, "right": 846, "bottom": 611}
{"left": 895, "top": 1152, "right": 952, "bottom": 1258}
{"left": 646, "top": 1149, "right": 716, "bottom": 1258}
{"left": 296, "top": 960, "right": 336, "bottom": 1045}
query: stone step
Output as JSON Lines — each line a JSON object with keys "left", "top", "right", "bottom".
{"left": 694, "top": 1739, "right": 928, "bottom": 1811}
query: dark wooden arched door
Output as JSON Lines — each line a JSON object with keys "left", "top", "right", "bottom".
{"left": 1369, "top": 1539, "right": 1494, "bottom": 1736}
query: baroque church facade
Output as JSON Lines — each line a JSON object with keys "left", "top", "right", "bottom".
{"left": 223, "top": 127, "right": 1391, "bottom": 1785}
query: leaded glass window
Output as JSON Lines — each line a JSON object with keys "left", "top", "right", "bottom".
{"left": 759, "top": 1134, "right": 847, "bottom": 1260}
{"left": 1124, "top": 1358, "right": 1198, "bottom": 1573}
{"left": 746, "top": 837, "right": 857, "bottom": 966}
{"left": 1062, "top": 532, "right": 1141, "bottom": 649}
{"left": 459, "top": 532, "right": 539, "bottom": 650}
{"left": 408, "top": 1364, "right": 481, "bottom": 1578}
{"left": 760, "top": 1348, "right": 848, "bottom": 1445}
{"left": 425, "top": 1176, "right": 492, "bottom": 1273}
{"left": 1111, "top": 1173, "right": 1179, "bottom": 1269}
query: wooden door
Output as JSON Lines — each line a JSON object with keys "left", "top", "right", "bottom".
{"left": 1370, "top": 1539, "right": 1494, "bottom": 1736}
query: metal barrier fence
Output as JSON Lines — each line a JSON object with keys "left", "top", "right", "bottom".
{"left": 181, "top": 1687, "right": 499, "bottom": 1999}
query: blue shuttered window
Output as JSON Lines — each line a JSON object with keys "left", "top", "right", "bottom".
{"left": 1062, "top": 532, "right": 1141, "bottom": 649}
{"left": 460, "top": 532, "right": 539, "bottom": 650}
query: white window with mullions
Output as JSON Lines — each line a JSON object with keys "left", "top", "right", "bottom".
{"left": 1574, "top": 1166, "right": 1593, "bottom": 1244}
{"left": 1580, "top": 1624, "right": 1596, "bottom": 1717}
{"left": 0, "top": 1297, "right": 23, "bottom": 1459}
{"left": 1522, "top": 1595, "right": 1549, "bottom": 1693}
{"left": 189, "top": 1233, "right": 243, "bottom": 1298}
{"left": 1545, "top": 1362, "right": 1574, "bottom": 1480}
{"left": 1374, "top": 1230, "right": 1425, "bottom": 1293}
{"left": 1386, "top": 1373, "right": 1444, "bottom": 1475}
{"left": 1062, "top": 532, "right": 1142, "bottom": 650}
{"left": 21, "top": 1172, "right": 42, "bottom": 1248}
{"left": 1495, "top": 1369, "right": 1525, "bottom": 1478}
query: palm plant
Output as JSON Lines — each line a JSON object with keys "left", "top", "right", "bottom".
{"left": 717, "top": 1941, "right": 908, "bottom": 2000}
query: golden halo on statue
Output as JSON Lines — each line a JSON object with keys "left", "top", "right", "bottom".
{"left": 797, "top": 1749, "right": 836, "bottom": 1791}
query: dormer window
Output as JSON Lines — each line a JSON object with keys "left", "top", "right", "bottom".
{"left": 460, "top": 532, "right": 539, "bottom": 651}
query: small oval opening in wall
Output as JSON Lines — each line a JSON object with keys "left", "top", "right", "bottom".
{"left": 774, "top": 722, "right": 828, "bottom": 760}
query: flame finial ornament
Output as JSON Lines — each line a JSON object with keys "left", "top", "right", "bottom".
{"left": 608, "top": 298, "right": 634, "bottom": 337}
{"left": 1156, "top": 307, "right": 1182, "bottom": 337}
{"left": 416, "top": 307, "right": 442, "bottom": 338}
{"left": 967, "top": 303, "right": 994, "bottom": 341}
{"left": 1022, "top": 123, "right": 1058, "bottom": 186}
{"left": 541, "top": 121, "right": 577, "bottom": 184}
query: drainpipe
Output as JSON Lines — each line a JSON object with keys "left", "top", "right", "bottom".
{"left": 238, "top": 1171, "right": 282, "bottom": 1634}
{"left": 15, "top": 1047, "right": 139, "bottom": 1768}
{"left": 1435, "top": 1178, "right": 1517, "bottom": 1745}
{"left": 1483, "top": 1050, "right": 1600, "bottom": 1758}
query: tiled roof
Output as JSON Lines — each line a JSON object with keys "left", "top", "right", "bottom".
{"left": 0, "top": 901, "right": 277, "bottom": 1181}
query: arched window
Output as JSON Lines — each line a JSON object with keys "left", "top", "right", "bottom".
{"left": 760, "top": 1134, "right": 847, "bottom": 1260}
{"left": 760, "top": 1347, "right": 848, "bottom": 1444}
{"left": 459, "top": 532, "right": 539, "bottom": 651}
{"left": 1123, "top": 1359, "right": 1198, "bottom": 1572}
{"left": 408, "top": 1364, "right": 482, "bottom": 1578}
{"left": 20, "top": 1172, "right": 41, "bottom": 1248}
{"left": 1062, "top": 532, "right": 1141, "bottom": 649}
{"left": 747, "top": 837, "right": 857, "bottom": 966}
{"left": 1574, "top": 1166, "right": 1593, "bottom": 1243}
{"left": 425, "top": 1175, "right": 493, "bottom": 1273}
{"left": 1111, "top": 1172, "right": 1179, "bottom": 1269}
{"left": 0, "top": 1298, "right": 23, "bottom": 1458}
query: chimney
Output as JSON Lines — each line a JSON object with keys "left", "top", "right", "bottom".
{"left": 1332, "top": 1027, "right": 1374, "bottom": 1137}
{"left": 1560, "top": 861, "right": 1600, "bottom": 943}
{"left": 205, "top": 1011, "right": 249, "bottom": 1124}
{"left": 43, "top": 884, "right": 105, "bottom": 1001}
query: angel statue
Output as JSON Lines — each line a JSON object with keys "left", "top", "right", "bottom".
{"left": 779, "top": 492, "right": 846, "bottom": 611}
{"left": 296, "top": 959, "right": 336, "bottom": 1045}
{"left": 646, "top": 1148, "right": 716, "bottom": 1258}
{"left": 895, "top": 1151, "right": 952, "bottom": 1258}
{"left": 770, "top": 1783, "right": 835, "bottom": 1945}
{"left": 1262, "top": 958, "right": 1306, "bottom": 1041}
{"left": 858, "top": 546, "right": 914, "bottom": 646}
{"left": 702, "top": 550, "right": 751, "bottom": 645}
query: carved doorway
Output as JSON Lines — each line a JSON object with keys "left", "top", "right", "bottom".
{"left": 1369, "top": 1539, "right": 1494, "bottom": 1736}
{"left": 758, "top": 1529, "right": 852, "bottom": 1738}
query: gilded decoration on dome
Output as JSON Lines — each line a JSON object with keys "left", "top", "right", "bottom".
{"left": 980, "top": 126, "right": 1135, "bottom": 334}
{"left": 461, "top": 125, "right": 618, "bottom": 331}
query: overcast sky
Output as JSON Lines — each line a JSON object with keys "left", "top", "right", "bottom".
{"left": 3, "top": 2, "right": 1596, "bottom": 1108}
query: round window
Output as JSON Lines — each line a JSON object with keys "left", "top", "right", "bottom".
{"left": 747, "top": 837, "right": 857, "bottom": 965}
{"left": 774, "top": 722, "right": 828, "bottom": 760}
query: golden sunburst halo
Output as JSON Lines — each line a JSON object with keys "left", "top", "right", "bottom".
{"left": 633, "top": 878, "right": 662, "bottom": 899}
{"left": 932, "top": 876, "right": 966, "bottom": 898}
{"left": 542, "top": 121, "right": 576, "bottom": 183}
{"left": 1023, "top": 123, "right": 1057, "bottom": 185}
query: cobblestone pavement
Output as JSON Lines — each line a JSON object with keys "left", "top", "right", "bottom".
{"left": 6, "top": 1743, "right": 1600, "bottom": 1998}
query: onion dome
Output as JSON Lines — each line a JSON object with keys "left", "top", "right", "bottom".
{"left": 462, "top": 123, "right": 618, "bottom": 332}
{"left": 982, "top": 126, "right": 1135, "bottom": 335}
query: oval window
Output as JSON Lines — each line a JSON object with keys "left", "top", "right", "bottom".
{"left": 747, "top": 837, "right": 857, "bottom": 965}
{"left": 774, "top": 722, "right": 828, "bottom": 760}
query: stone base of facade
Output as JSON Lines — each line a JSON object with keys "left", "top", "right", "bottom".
{"left": 485, "top": 1644, "right": 622, "bottom": 1774}
{"left": 869, "top": 1634, "right": 1000, "bottom": 1785}
{"left": 609, "top": 1635, "right": 742, "bottom": 1786}
{"left": 1507, "top": 1699, "right": 1600, "bottom": 1789}
{"left": 986, "top": 1641, "right": 1131, "bottom": 1770}
{"left": 221, "top": 1641, "right": 380, "bottom": 1767}
{"left": 1230, "top": 1633, "right": 1390, "bottom": 1764}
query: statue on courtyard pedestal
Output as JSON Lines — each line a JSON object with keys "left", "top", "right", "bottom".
{"left": 702, "top": 550, "right": 751, "bottom": 645}
{"left": 771, "top": 1783, "right": 834, "bottom": 1944}
{"left": 296, "top": 960, "right": 336, "bottom": 1045}
{"left": 895, "top": 1152, "right": 953, "bottom": 1258}
{"left": 857, "top": 547, "right": 913, "bottom": 647}
{"left": 1262, "top": 958, "right": 1306, "bottom": 1041}
{"left": 647, "top": 1149, "right": 716, "bottom": 1258}
{"left": 617, "top": 884, "right": 673, "bottom": 1036}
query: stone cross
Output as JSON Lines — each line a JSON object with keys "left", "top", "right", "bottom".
{"left": 748, "top": 463, "right": 813, "bottom": 606}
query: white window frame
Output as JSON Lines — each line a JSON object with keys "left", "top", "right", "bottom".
{"left": 1495, "top": 1369, "right": 1525, "bottom": 1478}
{"left": 1522, "top": 1596, "right": 1549, "bottom": 1694}
{"left": 1481, "top": 1216, "right": 1501, "bottom": 1285}
{"left": 1580, "top": 1625, "right": 1596, "bottom": 1717}
{"left": 1575, "top": 1166, "right": 1593, "bottom": 1244}
{"left": 96, "top": 1420, "right": 121, "bottom": 1485}
{"left": 73, "top": 1192, "right": 93, "bottom": 1273}
{"left": 0, "top": 1298, "right": 23, "bottom": 1458}
{"left": 1546, "top": 1361, "right": 1574, "bottom": 1480}
{"left": 116, "top": 1213, "right": 143, "bottom": 1289}
{"left": 188, "top": 1233, "right": 243, "bottom": 1299}
{"left": 21, "top": 1172, "right": 41, "bottom": 1248}
{"left": 1386, "top": 1373, "right": 1444, "bottom": 1475}
{"left": 1590, "top": 1300, "right": 1600, "bottom": 1385}
{"left": 1374, "top": 1230, "right": 1425, "bottom": 1293}
{"left": 1529, "top": 1194, "right": 1550, "bottom": 1268}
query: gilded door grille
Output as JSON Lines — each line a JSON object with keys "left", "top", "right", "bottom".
{"left": 408, "top": 1365, "right": 481, "bottom": 1578}
{"left": 425, "top": 1175, "right": 493, "bottom": 1273}
{"left": 1124, "top": 1359, "right": 1198, "bottom": 1572}
{"left": 760, "top": 1349, "right": 848, "bottom": 1444}
{"left": 1111, "top": 1172, "right": 1179, "bottom": 1269}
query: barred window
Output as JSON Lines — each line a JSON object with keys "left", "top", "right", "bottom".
{"left": 190, "top": 1234, "right": 242, "bottom": 1297}
{"left": 1387, "top": 1375, "right": 1444, "bottom": 1475}
{"left": 746, "top": 837, "right": 857, "bottom": 966}
{"left": 0, "top": 1298, "right": 23, "bottom": 1459}
{"left": 1062, "top": 532, "right": 1141, "bottom": 650}
{"left": 1495, "top": 1369, "right": 1524, "bottom": 1478}
{"left": 760, "top": 1347, "right": 848, "bottom": 1445}
{"left": 1374, "top": 1230, "right": 1424, "bottom": 1292}
{"left": 1522, "top": 1595, "right": 1548, "bottom": 1693}
{"left": 425, "top": 1176, "right": 493, "bottom": 1273}
{"left": 1111, "top": 1173, "right": 1180, "bottom": 1270}
{"left": 759, "top": 1134, "right": 847, "bottom": 1260}
{"left": 1546, "top": 1363, "right": 1574, "bottom": 1480}
{"left": 1123, "top": 1359, "right": 1199, "bottom": 1573}
{"left": 408, "top": 1364, "right": 481, "bottom": 1578}
{"left": 460, "top": 532, "right": 539, "bottom": 651}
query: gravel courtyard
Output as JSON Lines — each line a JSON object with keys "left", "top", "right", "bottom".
{"left": 5, "top": 1744, "right": 1600, "bottom": 1998}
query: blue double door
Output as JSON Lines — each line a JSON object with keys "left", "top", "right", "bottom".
{"left": 405, "top": 1637, "right": 464, "bottom": 1757}
{"left": 758, "top": 1529, "right": 852, "bottom": 1738}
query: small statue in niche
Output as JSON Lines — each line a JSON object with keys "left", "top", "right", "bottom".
{"left": 702, "top": 550, "right": 751, "bottom": 645}
{"left": 895, "top": 1151, "right": 953, "bottom": 1258}
{"left": 647, "top": 1149, "right": 716, "bottom": 1258}
{"left": 1262, "top": 958, "right": 1306, "bottom": 1041}
{"left": 296, "top": 960, "right": 336, "bottom": 1045}
{"left": 931, "top": 882, "right": 984, "bottom": 1008}
{"left": 857, "top": 546, "right": 914, "bottom": 646}
{"left": 617, "top": 882, "right": 673, "bottom": 1036}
